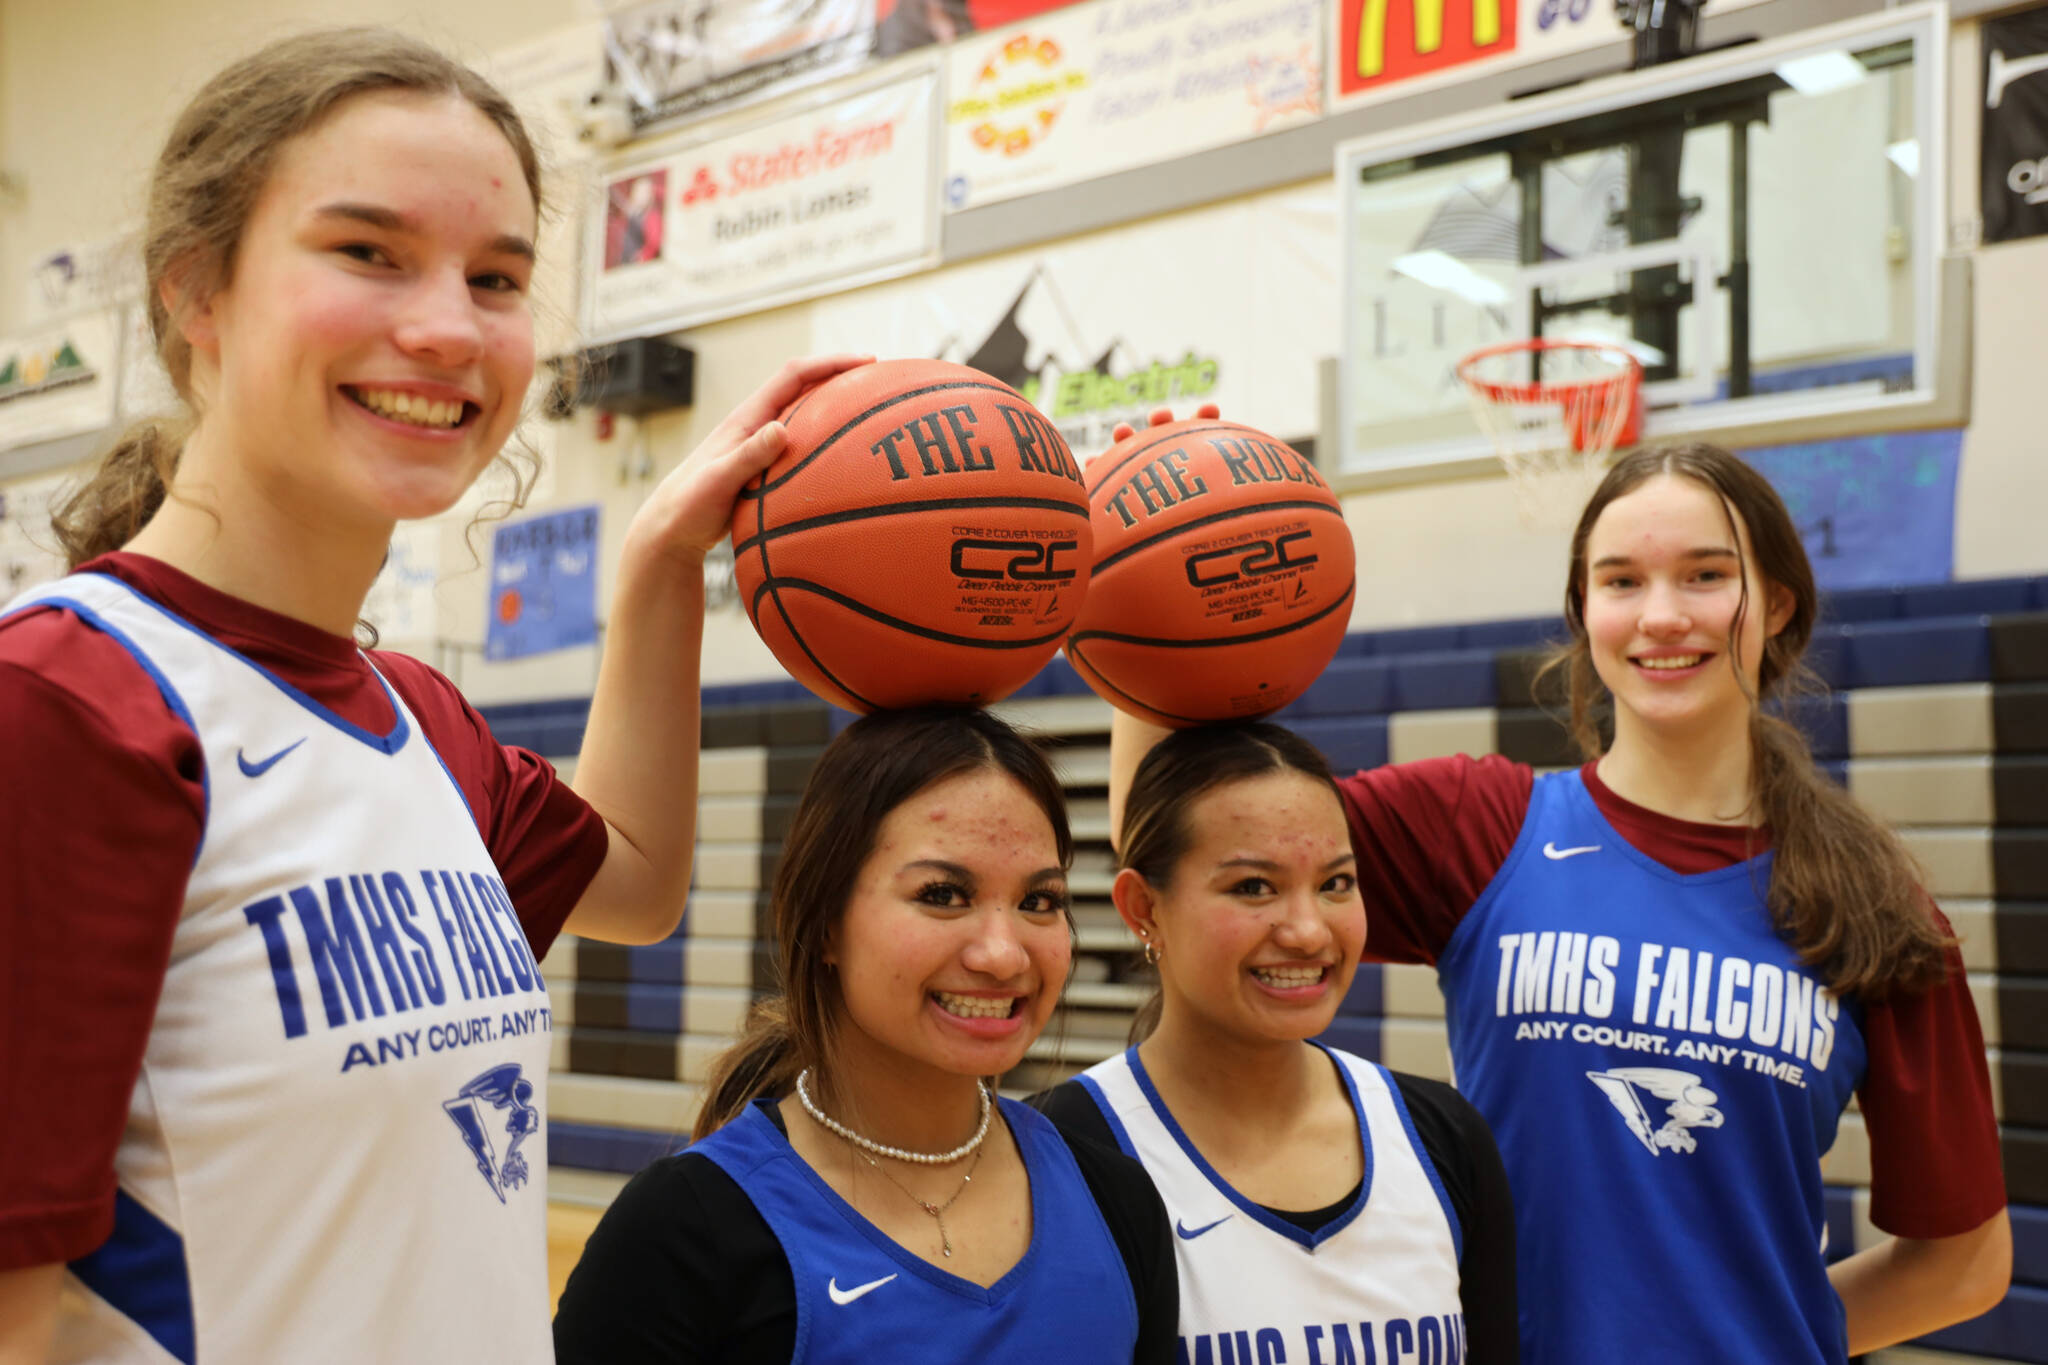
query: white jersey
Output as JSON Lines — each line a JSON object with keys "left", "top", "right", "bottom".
{"left": 1076, "top": 1045, "right": 1465, "bottom": 1364}
{"left": 9, "top": 574, "right": 555, "bottom": 1365}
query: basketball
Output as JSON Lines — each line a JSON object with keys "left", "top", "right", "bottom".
{"left": 1064, "top": 418, "right": 1354, "bottom": 727}
{"left": 729, "top": 359, "right": 1092, "bottom": 712}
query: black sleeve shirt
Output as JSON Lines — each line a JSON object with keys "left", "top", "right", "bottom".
{"left": 553, "top": 1102, "right": 1179, "bottom": 1364}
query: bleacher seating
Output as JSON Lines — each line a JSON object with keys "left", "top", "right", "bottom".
{"left": 495, "top": 572, "right": 2048, "bottom": 1364}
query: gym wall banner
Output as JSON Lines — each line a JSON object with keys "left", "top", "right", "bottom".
{"left": 583, "top": 66, "right": 940, "bottom": 338}
{"left": 875, "top": 0, "right": 1093, "bottom": 61}
{"left": 943, "top": 0, "right": 1323, "bottom": 211}
{"left": 1330, "top": 0, "right": 1768, "bottom": 108}
{"left": 811, "top": 181, "right": 1337, "bottom": 458}
{"left": 0, "top": 313, "right": 119, "bottom": 455}
{"left": 0, "top": 470, "right": 75, "bottom": 596}
{"left": 486, "top": 505, "right": 602, "bottom": 662}
{"left": 1333, "top": 0, "right": 1518, "bottom": 104}
{"left": 23, "top": 232, "right": 139, "bottom": 329}
{"left": 603, "top": 0, "right": 880, "bottom": 128}
{"left": 1981, "top": 6, "right": 2048, "bottom": 243}
{"left": 1742, "top": 429, "right": 1961, "bottom": 589}
{"left": 364, "top": 523, "right": 444, "bottom": 644}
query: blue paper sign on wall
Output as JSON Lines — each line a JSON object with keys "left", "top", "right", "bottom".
{"left": 485, "top": 504, "right": 601, "bottom": 661}
{"left": 1740, "top": 429, "right": 1962, "bottom": 590}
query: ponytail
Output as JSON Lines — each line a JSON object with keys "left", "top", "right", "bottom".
{"left": 1126, "top": 991, "right": 1163, "bottom": 1046}
{"left": 1748, "top": 677, "right": 1949, "bottom": 997}
{"left": 693, "top": 997, "right": 804, "bottom": 1141}
{"left": 52, "top": 417, "right": 190, "bottom": 569}
{"left": 1549, "top": 444, "right": 1952, "bottom": 1000}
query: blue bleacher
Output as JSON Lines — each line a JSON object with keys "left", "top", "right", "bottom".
{"left": 1837, "top": 616, "right": 1997, "bottom": 689}
{"left": 2018, "top": 1203, "right": 2048, "bottom": 1290}
{"left": 483, "top": 575, "right": 2048, "bottom": 747}
{"left": 573, "top": 940, "right": 686, "bottom": 986}
{"left": 549, "top": 1120, "right": 684, "bottom": 1176}
{"left": 1918, "top": 1284, "right": 2048, "bottom": 1363}
{"left": 1288, "top": 716, "right": 1390, "bottom": 772}
{"left": 573, "top": 981, "right": 689, "bottom": 1033}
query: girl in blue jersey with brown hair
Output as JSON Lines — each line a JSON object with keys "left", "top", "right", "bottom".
{"left": 1106, "top": 430, "right": 2011, "bottom": 1363}
{"left": 554, "top": 706, "right": 1178, "bottom": 1364}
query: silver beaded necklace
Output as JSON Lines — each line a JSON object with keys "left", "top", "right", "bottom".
{"left": 794, "top": 1068, "right": 993, "bottom": 1164}
{"left": 793, "top": 1068, "right": 996, "bottom": 1258}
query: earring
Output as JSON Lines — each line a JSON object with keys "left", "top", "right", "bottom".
{"left": 1140, "top": 937, "right": 1161, "bottom": 967}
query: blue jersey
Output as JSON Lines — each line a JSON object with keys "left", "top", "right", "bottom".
{"left": 692, "top": 1097, "right": 1139, "bottom": 1365}
{"left": 1438, "top": 769, "right": 1868, "bottom": 1364}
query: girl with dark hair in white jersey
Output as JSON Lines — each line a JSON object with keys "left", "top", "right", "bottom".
{"left": 1035, "top": 721, "right": 1519, "bottom": 1365}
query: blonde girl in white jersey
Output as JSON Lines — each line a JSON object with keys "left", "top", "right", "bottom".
{"left": 0, "top": 28, "right": 864, "bottom": 1362}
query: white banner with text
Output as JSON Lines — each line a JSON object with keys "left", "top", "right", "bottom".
{"left": 586, "top": 66, "right": 940, "bottom": 337}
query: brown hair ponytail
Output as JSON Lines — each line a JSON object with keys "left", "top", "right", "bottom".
{"left": 52, "top": 417, "right": 192, "bottom": 568}
{"left": 49, "top": 28, "right": 543, "bottom": 572}
{"left": 1539, "top": 443, "right": 1950, "bottom": 999}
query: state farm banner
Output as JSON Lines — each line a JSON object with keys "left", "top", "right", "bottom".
{"left": 584, "top": 67, "right": 940, "bottom": 338}
{"left": 604, "top": 0, "right": 879, "bottom": 128}
{"left": 811, "top": 182, "right": 1338, "bottom": 459}
{"left": 943, "top": 0, "right": 1323, "bottom": 211}
{"left": 0, "top": 312, "right": 120, "bottom": 454}
{"left": 1982, "top": 5, "right": 2048, "bottom": 243}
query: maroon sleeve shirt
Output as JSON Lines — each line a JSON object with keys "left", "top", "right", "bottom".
{"left": 1336, "top": 754, "right": 2006, "bottom": 1241}
{"left": 0, "top": 552, "right": 608, "bottom": 1271}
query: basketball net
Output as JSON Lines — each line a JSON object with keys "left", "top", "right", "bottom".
{"left": 1457, "top": 339, "right": 1644, "bottom": 531}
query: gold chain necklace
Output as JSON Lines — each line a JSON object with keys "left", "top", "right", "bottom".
{"left": 853, "top": 1140, "right": 985, "bottom": 1258}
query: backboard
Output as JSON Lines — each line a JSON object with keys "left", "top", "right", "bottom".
{"left": 1335, "top": 5, "right": 1954, "bottom": 479}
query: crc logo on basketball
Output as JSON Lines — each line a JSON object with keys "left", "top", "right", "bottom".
{"left": 1185, "top": 531, "right": 1318, "bottom": 588}
{"left": 951, "top": 537, "right": 1080, "bottom": 583}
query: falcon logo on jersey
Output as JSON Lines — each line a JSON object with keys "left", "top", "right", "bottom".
{"left": 1586, "top": 1067, "right": 1725, "bottom": 1155}
{"left": 443, "top": 1062, "right": 540, "bottom": 1202}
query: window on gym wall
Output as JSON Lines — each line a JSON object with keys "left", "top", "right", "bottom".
{"left": 1334, "top": 5, "right": 1944, "bottom": 479}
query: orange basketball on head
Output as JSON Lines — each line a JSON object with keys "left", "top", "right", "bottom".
{"left": 729, "top": 359, "right": 1092, "bottom": 713}
{"left": 1064, "top": 418, "right": 1354, "bottom": 727}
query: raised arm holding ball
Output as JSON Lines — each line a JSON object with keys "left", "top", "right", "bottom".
{"left": 0, "top": 28, "right": 863, "bottom": 1361}
{"left": 1098, "top": 413, "right": 2009, "bottom": 1363}
{"left": 1036, "top": 407, "right": 1519, "bottom": 1365}
{"left": 554, "top": 369, "right": 1180, "bottom": 1363}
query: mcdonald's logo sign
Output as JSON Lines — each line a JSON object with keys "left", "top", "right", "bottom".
{"left": 1336, "top": 0, "right": 1516, "bottom": 96}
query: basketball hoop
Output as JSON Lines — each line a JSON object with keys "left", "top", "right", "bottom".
{"left": 1457, "top": 338, "right": 1644, "bottom": 529}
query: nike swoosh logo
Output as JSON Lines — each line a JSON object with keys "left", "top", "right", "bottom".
{"left": 1175, "top": 1214, "right": 1233, "bottom": 1240}
{"left": 1543, "top": 841, "right": 1601, "bottom": 860}
{"left": 827, "top": 1274, "right": 897, "bottom": 1305}
{"left": 237, "top": 738, "right": 307, "bottom": 778}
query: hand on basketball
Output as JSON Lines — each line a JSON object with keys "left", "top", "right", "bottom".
{"left": 629, "top": 354, "right": 873, "bottom": 568}
{"left": 1108, "top": 402, "right": 1221, "bottom": 445}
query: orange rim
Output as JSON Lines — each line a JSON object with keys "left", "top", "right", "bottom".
{"left": 1455, "top": 337, "right": 1643, "bottom": 405}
